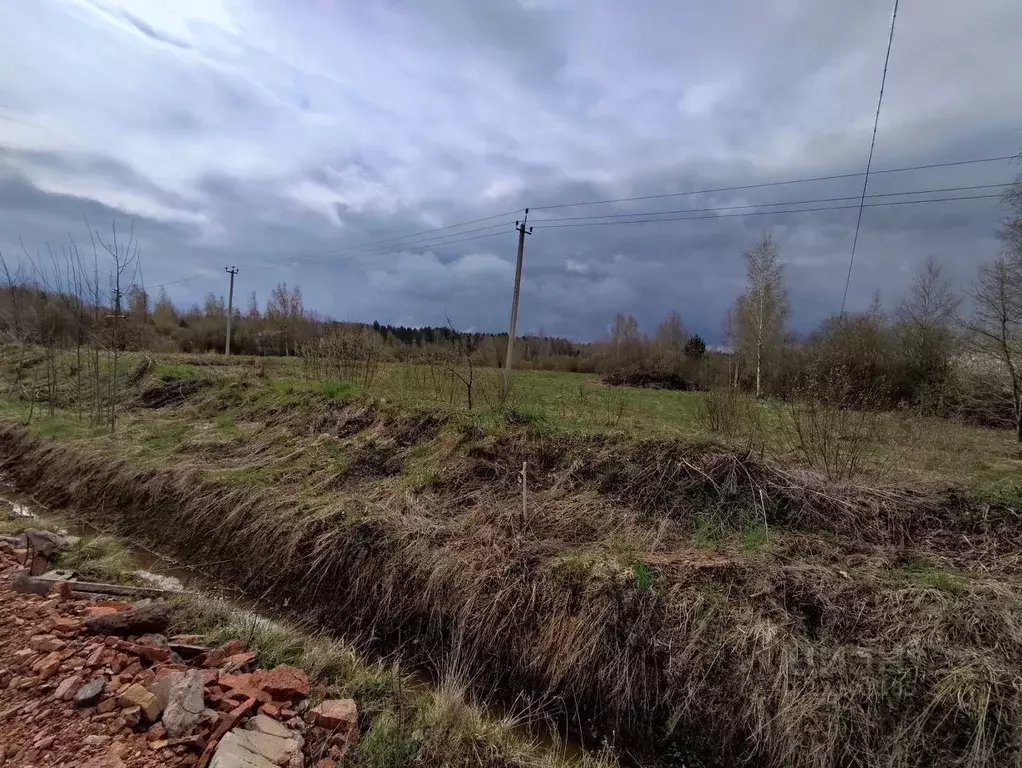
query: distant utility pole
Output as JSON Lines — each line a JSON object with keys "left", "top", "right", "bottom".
{"left": 225, "top": 266, "right": 239, "bottom": 355}
{"left": 503, "top": 209, "right": 532, "bottom": 397}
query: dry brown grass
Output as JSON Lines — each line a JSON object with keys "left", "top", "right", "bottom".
{"left": 2, "top": 408, "right": 1021, "bottom": 767}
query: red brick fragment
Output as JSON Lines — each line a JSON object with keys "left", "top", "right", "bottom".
{"left": 257, "top": 665, "right": 309, "bottom": 700}
{"left": 259, "top": 703, "right": 282, "bottom": 719}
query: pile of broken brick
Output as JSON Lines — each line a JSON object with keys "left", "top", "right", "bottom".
{"left": 1, "top": 546, "right": 358, "bottom": 767}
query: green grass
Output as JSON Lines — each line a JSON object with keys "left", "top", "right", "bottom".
{"left": 631, "top": 560, "right": 657, "bottom": 590}
{"left": 54, "top": 535, "right": 143, "bottom": 585}
{"left": 317, "top": 378, "right": 358, "bottom": 401}
{"left": 209, "top": 465, "right": 271, "bottom": 487}
{"left": 888, "top": 558, "right": 970, "bottom": 595}
{"left": 739, "top": 524, "right": 771, "bottom": 552}
{"left": 2, "top": 346, "right": 1020, "bottom": 492}
{"left": 155, "top": 363, "right": 202, "bottom": 381}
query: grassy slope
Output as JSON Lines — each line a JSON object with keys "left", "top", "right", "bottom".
{"left": 2, "top": 351, "right": 1022, "bottom": 766}
{"left": 148, "top": 353, "right": 1022, "bottom": 491}
{"left": 2, "top": 485, "right": 607, "bottom": 768}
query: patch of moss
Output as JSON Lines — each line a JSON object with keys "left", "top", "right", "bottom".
{"left": 551, "top": 549, "right": 602, "bottom": 590}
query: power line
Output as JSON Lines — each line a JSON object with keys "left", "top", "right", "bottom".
{"left": 531, "top": 182, "right": 1008, "bottom": 223}
{"left": 146, "top": 219, "right": 518, "bottom": 292}
{"left": 149, "top": 190, "right": 1000, "bottom": 291}
{"left": 841, "top": 0, "right": 900, "bottom": 314}
{"left": 249, "top": 227, "right": 509, "bottom": 274}
{"left": 270, "top": 221, "right": 511, "bottom": 266}
{"left": 530, "top": 192, "right": 1002, "bottom": 229}
{"left": 277, "top": 210, "right": 520, "bottom": 261}
{"left": 529, "top": 153, "right": 1013, "bottom": 212}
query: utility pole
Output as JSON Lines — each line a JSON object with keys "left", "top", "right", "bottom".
{"left": 503, "top": 209, "right": 531, "bottom": 397}
{"left": 225, "top": 266, "right": 239, "bottom": 355}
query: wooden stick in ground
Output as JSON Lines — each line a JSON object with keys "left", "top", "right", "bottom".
{"left": 520, "top": 461, "right": 528, "bottom": 530}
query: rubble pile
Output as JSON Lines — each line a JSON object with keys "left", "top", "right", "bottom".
{"left": 0, "top": 540, "right": 358, "bottom": 767}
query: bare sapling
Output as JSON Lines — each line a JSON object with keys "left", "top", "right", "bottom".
{"left": 781, "top": 365, "right": 892, "bottom": 480}
{"left": 965, "top": 177, "right": 1022, "bottom": 443}
{"left": 93, "top": 221, "right": 142, "bottom": 432}
{"left": 443, "top": 315, "right": 478, "bottom": 410}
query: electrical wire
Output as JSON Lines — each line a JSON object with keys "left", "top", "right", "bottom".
{"left": 531, "top": 182, "right": 1008, "bottom": 223}
{"left": 147, "top": 227, "right": 512, "bottom": 291}
{"left": 529, "top": 154, "right": 1011, "bottom": 212}
{"left": 530, "top": 192, "right": 1002, "bottom": 229}
{"left": 149, "top": 186, "right": 1005, "bottom": 291}
{"left": 840, "top": 0, "right": 900, "bottom": 314}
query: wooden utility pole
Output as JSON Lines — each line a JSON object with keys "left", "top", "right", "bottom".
{"left": 503, "top": 209, "right": 531, "bottom": 397}
{"left": 225, "top": 266, "right": 238, "bottom": 355}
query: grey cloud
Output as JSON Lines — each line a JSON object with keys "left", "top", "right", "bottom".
{"left": 117, "top": 10, "right": 193, "bottom": 50}
{"left": 0, "top": 0, "right": 1019, "bottom": 343}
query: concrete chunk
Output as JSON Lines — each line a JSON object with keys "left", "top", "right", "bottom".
{"left": 162, "top": 669, "right": 205, "bottom": 738}
{"left": 231, "top": 727, "right": 303, "bottom": 767}
{"left": 209, "top": 731, "right": 277, "bottom": 768}
{"left": 245, "top": 713, "right": 293, "bottom": 740}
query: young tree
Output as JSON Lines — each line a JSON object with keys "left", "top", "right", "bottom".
{"left": 735, "top": 234, "right": 789, "bottom": 397}
{"left": 895, "top": 256, "right": 960, "bottom": 407}
{"left": 608, "top": 313, "right": 642, "bottom": 367}
{"left": 684, "top": 334, "right": 707, "bottom": 360}
{"left": 95, "top": 222, "right": 141, "bottom": 431}
{"left": 610, "top": 313, "right": 640, "bottom": 348}
{"left": 654, "top": 310, "right": 687, "bottom": 369}
{"left": 153, "top": 288, "right": 177, "bottom": 331}
{"left": 967, "top": 256, "right": 1022, "bottom": 441}
{"left": 442, "top": 315, "right": 479, "bottom": 410}
{"left": 266, "top": 283, "right": 304, "bottom": 355}
{"left": 966, "top": 174, "right": 1022, "bottom": 441}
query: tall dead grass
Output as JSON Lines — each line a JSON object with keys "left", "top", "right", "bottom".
{"left": 1, "top": 423, "right": 1021, "bottom": 767}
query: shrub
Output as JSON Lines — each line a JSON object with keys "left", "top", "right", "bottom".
{"left": 780, "top": 366, "right": 892, "bottom": 480}
{"left": 300, "top": 325, "right": 384, "bottom": 387}
{"left": 601, "top": 363, "right": 694, "bottom": 390}
{"left": 698, "top": 387, "right": 752, "bottom": 437}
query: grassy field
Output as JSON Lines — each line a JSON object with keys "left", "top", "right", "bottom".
{"left": 17, "top": 348, "right": 1019, "bottom": 492}
{"left": 2, "top": 348, "right": 1022, "bottom": 767}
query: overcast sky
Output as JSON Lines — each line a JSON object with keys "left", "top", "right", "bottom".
{"left": 1, "top": 0, "right": 1020, "bottom": 341}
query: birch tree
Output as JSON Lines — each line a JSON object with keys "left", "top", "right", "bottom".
{"left": 968, "top": 256, "right": 1022, "bottom": 441}
{"left": 967, "top": 176, "right": 1022, "bottom": 441}
{"left": 654, "top": 310, "right": 687, "bottom": 368}
{"left": 896, "top": 256, "right": 959, "bottom": 407}
{"left": 735, "top": 234, "right": 788, "bottom": 397}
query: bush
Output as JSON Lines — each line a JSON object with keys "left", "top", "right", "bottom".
{"left": 780, "top": 367, "right": 893, "bottom": 480}
{"left": 698, "top": 387, "right": 758, "bottom": 439}
{"left": 601, "top": 363, "right": 695, "bottom": 391}
{"left": 300, "top": 326, "right": 385, "bottom": 387}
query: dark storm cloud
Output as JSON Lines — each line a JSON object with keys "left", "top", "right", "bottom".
{"left": 0, "top": 0, "right": 1019, "bottom": 342}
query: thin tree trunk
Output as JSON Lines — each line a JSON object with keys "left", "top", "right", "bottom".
{"left": 755, "top": 340, "right": 762, "bottom": 398}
